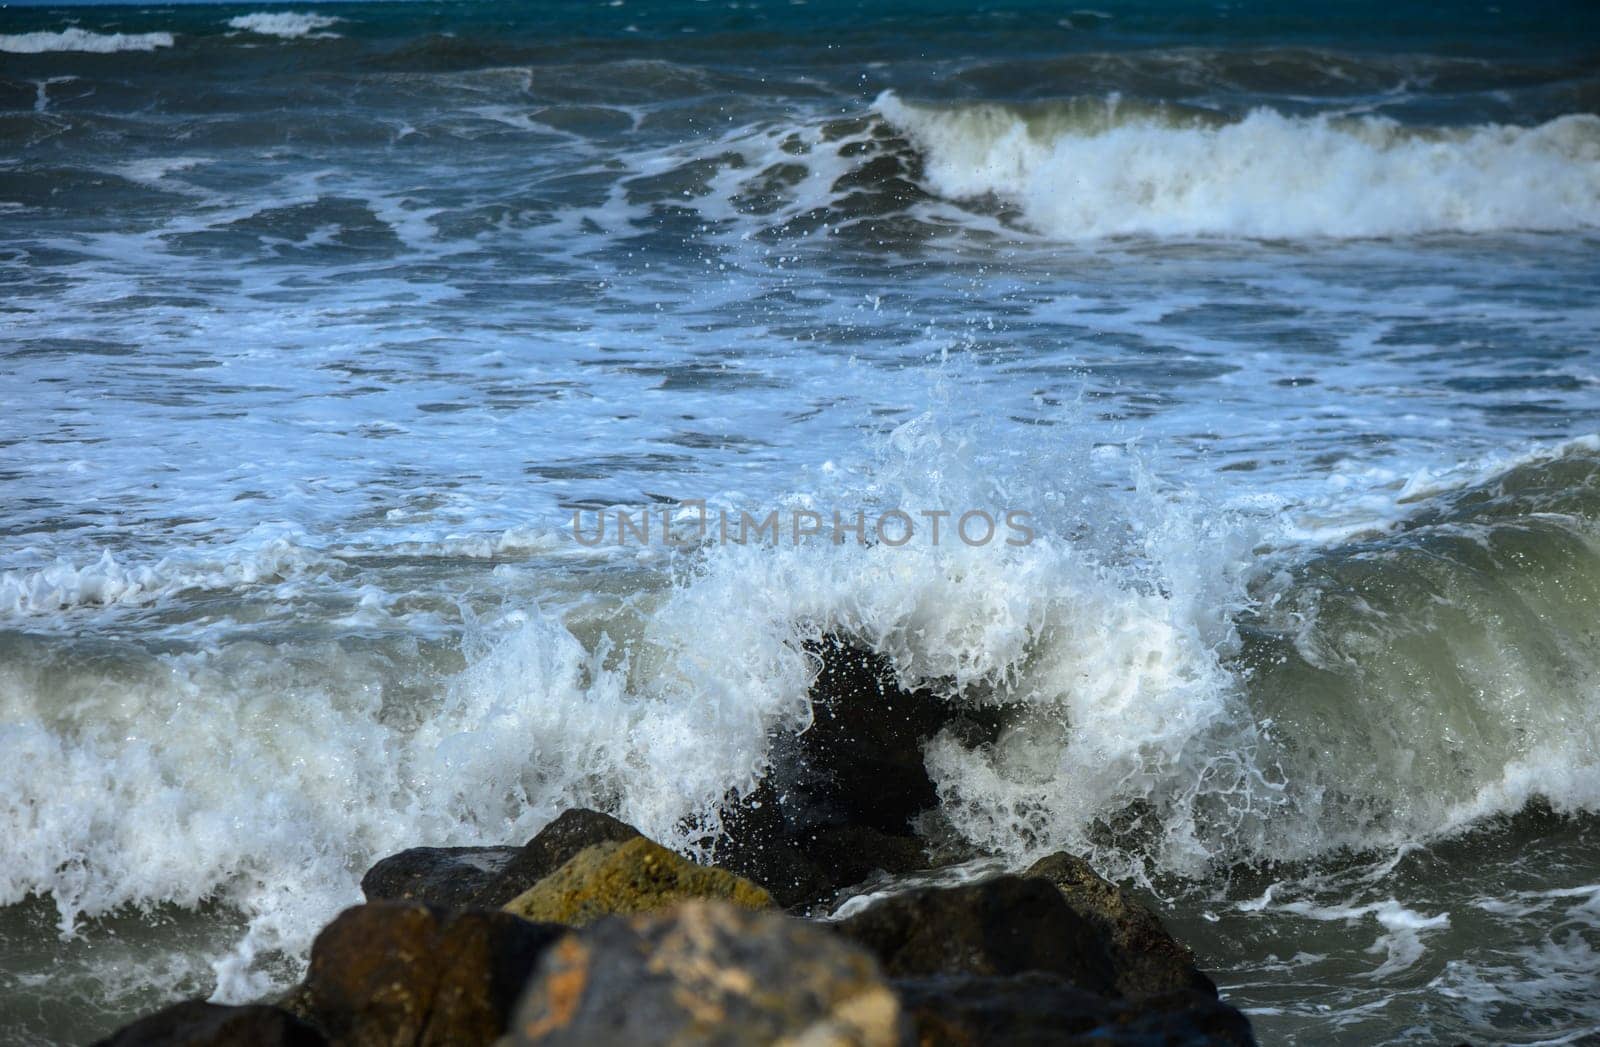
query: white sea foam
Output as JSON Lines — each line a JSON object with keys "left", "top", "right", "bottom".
{"left": 0, "top": 540, "right": 324, "bottom": 616}
{"left": 2, "top": 412, "right": 1599, "bottom": 1007}
{"left": 875, "top": 92, "right": 1600, "bottom": 240}
{"left": 225, "top": 13, "right": 342, "bottom": 39}
{"left": 0, "top": 29, "right": 175, "bottom": 54}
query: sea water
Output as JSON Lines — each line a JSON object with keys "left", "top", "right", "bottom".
{"left": 2, "top": 1, "right": 1599, "bottom": 1042}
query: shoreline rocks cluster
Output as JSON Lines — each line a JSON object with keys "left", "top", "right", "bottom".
{"left": 93, "top": 640, "right": 1255, "bottom": 1046}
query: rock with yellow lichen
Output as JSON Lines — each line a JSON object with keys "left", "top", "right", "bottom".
{"left": 506, "top": 899, "right": 905, "bottom": 1046}
{"left": 501, "top": 836, "right": 774, "bottom": 926}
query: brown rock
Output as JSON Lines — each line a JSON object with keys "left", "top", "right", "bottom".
{"left": 501, "top": 837, "right": 773, "bottom": 926}
{"left": 506, "top": 899, "right": 905, "bottom": 1046}
{"left": 90, "top": 1001, "right": 324, "bottom": 1047}
{"left": 1025, "top": 853, "right": 1216, "bottom": 997}
{"left": 298, "top": 901, "right": 564, "bottom": 1046}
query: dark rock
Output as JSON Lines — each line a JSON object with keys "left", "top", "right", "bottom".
{"left": 784, "top": 637, "right": 952, "bottom": 833}
{"left": 833, "top": 876, "right": 1119, "bottom": 994}
{"left": 299, "top": 901, "right": 564, "bottom": 1046}
{"left": 505, "top": 899, "right": 904, "bottom": 1046}
{"left": 710, "top": 638, "right": 997, "bottom": 907}
{"left": 706, "top": 782, "right": 836, "bottom": 908}
{"left": 711, "top": 781, "right": 932, "bottom": 909}
{"left": 359, "top": 846, "right": 519, "bottom": 908}
{"left": 361, "top": 809, "right": 641, "bottom": 909}
{"left": 91, "top": 1002, "right": 325, "bottom": 1047}
{"left": 897, "top": 973, "right": 1256, "bottom": 1047}
{"left": 1025, "top": 852, "right": 1217, "bottom": 998}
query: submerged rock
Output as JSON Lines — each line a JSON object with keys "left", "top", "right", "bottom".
{"left": 501, "top": 836, "right": 774, "bottom": 925}
{"left": 1025, "top": 852, "right": 1217, "bottom": 997}
{"left": 361, "top": 809, "right": 640, "bottom": 909}
{"left": 506, "top": 899, "right": 905, "bottom": 1046}
{"left": 91, "top": 1002, "right": 325, "bottom": 1047}
{"left": 832, "top": 876, "right": 1119, "bottom": 993}
{"left": 297, "top": 902, "right": 564, "bottom": 1046}
{"left": 897, "top": 973, "right": 1256, "bottom": 1047}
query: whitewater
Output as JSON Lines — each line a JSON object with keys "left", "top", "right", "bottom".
{"left": 2, "top": 0, "right": 1599, "bottom": 1043}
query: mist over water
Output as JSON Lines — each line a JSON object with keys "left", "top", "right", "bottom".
{"left": 2, "top": 1, "right": 1599, "bottom": 1043}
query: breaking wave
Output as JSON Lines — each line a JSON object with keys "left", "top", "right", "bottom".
{"left": 875, "top": 92, "right": 1600, "bottom": 239}
{"left": 225, "top": 13, "right": 343, "bottom": 40}
{"left": 5, "top": 413, "right": 1599, "bottom": 1008}
{"left": 0, "top": 29, "right": 175, "bottom": 54}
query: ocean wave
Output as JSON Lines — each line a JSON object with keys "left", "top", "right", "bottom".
{"left": 948, "top": 47, "right": 1596, "bottom": 103}
{"left": 3, "top": 424, "right": 1598, "bottom": 1005}
{"left": 0, "top": 29, "right": 175, "bottom": 54}
{"left": 875, "top": 92, "right": 1600, "bottom": 239}
{"left": 225, "top": 12, "right": 343, "bottom": 40}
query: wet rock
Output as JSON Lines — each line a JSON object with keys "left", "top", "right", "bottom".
{"left": 1025, "top": 852, "right": 1217, "bottom": 997}
{"left": 506, "top": 899, "right": 905, "bottom": 1046}
{"left": 359, "top": 846, "right": 519, "bottom": 908}
{"left": 897, "top": 973, "right": 1256, "bottom": 1047}
{"left": 361, "top": 809, "right": 640, "bottom": 909}
{"left": 784, "top": 638, "right": 952, "bottom": 833}
{"left": 299, "top": 901, "right": 564, "bottom": 1046}
{"left": 832, "top": 875, "right": 1119, "bottom": 994}
{"left": 711, "top": 781, "right": 933, "bottom": 909}
{"left": 91, "top": 1002, "right": 325, "bottom": 1047}
{"left": 711, "top": 638, "right": 996, "bottom": 907}
{"left": 502, "top": 836, "right": 773, "bottom": 926}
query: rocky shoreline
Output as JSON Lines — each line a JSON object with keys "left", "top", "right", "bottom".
{"left": 92, "top": 640, "right": 1256, "bottom": 1046}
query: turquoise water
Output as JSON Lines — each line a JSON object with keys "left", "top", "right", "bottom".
{"left": 2, "top": 2, "right": 1599, "bottom": 1043}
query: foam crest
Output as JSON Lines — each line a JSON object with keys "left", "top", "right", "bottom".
{"left": 0, "top": 29, "right": 175, "bottom": 54}
{"left": 225, "top": 13, "right": 343, "bottom": 40}
{"left": 0, "top": 608, "right": 652, "bottom": 1002}
{"left": 875, "top": 92, "right": 1600, "bottom": 239}
{"left": 629, "top": 416, "right": 1273, "bottom": 878}
{"left": 0, "top": 540, "right": 324, "bottom": 617}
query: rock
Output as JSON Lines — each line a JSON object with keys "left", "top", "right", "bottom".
{"left": 1025, "top": 852, "right": 1217, "bottom": 997}
{"left": 361, "top": 809, "right": 641, "bottom": 909}
{"left": 709, "top": 638, "right": 997, "bottom": 907}
{"left": 896, "top": 973, "right": 1256, "bottom": 1046}
{"left": 298, "top": 901, "right": 564, "bottom": 1046}
{"left": 710, "top": 782, "right": 932, "bottom": 909}
{"left": 832, "top": 876, "right": 1118, "bottom": 994}
{"left": 488, "top": 809, "right": 645, "bottom": 905}
{"left": 359, "top": 846, "right": 520, "bottom": 908}
{"left": 506, "top": 899, "right": 905, "bottom": 1046}
{"left": 502, "top": 836, "right": 773, "bottom": 926}
{"left": 91, "top": 1002, "right": 325, "bottom": 1047}
{"left": 784, "top": 638, "right": 952, "bottom": 834}
{"left": 705, "top": 783, "right": 836, "bottom": 908}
